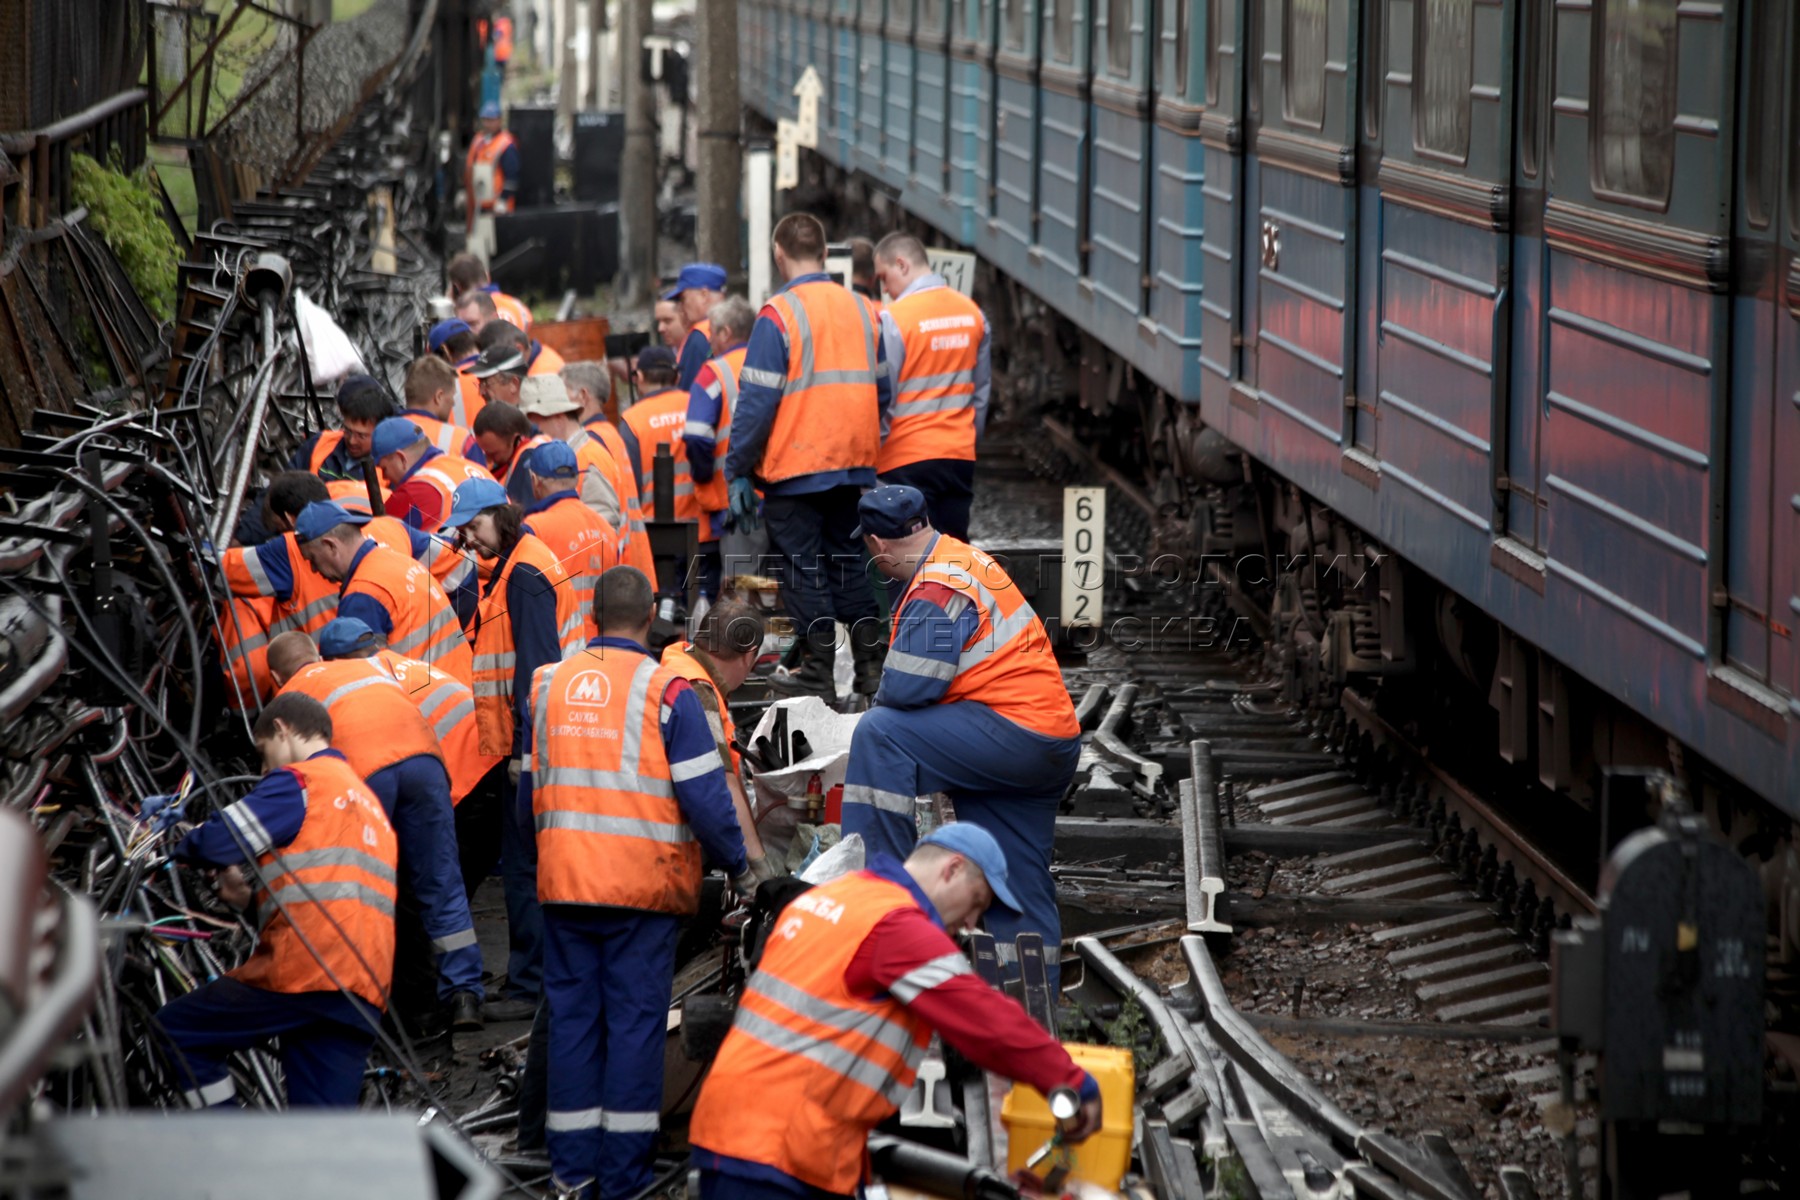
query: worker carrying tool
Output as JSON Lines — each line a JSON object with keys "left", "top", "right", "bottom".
{"left": 725, "top": 212, "right": 891, "bottom": 701}
{"left": 666, "top": 261, "right": 729, "bottom": 390}
{"left": 151, "top": 693, "right": 397, "bottom": 1109}
{"left": 689, "top": 823, "right": 1102, "bottom": 1199}
{"left": 872, "top": 233, "right": 990, "bottom": 541}
{"left": 841, "top": 485, "right": 1080, "bottom": 986}
{"left": 293, "top": 499, "right": 475, "bottom": 688}
{"left": 525, "top": 565, "right": 753, "bottom": 1199}
{"left": 267, "top": 630, "right": 485, "bottom": 1036}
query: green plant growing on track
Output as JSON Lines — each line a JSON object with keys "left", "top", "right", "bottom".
{"left": 69, "top": 153, "right": 179, "bottom": 323}
{"left": 1063, "top": 993, "right": 1165, "bottom": 1088}
{"left": 1208, "top": 1151, "right": 1252, "bottom": 1200}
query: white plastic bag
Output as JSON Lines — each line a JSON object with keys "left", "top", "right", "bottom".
{"left": 294, "top": 288, "right": 366, "bottom": 384}
{"left": 799, "top": 833, "right": 865, "bottom": 884}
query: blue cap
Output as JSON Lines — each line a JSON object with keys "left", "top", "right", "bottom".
{"left": 853, "top": 484, "right": 930, "bottom": 539}
{"left": 662, "top": 262, "right": 728, "bottom": 300}
{"left": 317, "top": 617, "right": 379, "bottom": 659}
{"left": 439, "top": 477, "right": 512, "bottom": 529}
{"left": 479, "top": 100, "right": 502, "bottom": 120}
{"left": 636, "top": 343, "right": 678, "bottom": 372}
{"left": 530, "top": 439, "right": 580, "bottom": 479}
{"left": 293, "top": 500, "right": 371, "bottom": 544}
{"left": 370, "top": 417, "right": 425, "bottom": 461}
{"left": 428, "top": 318, "right": 471, "bottom": 352}
{"left": 919, "top": 823, "right": 1022, "bottom": 914}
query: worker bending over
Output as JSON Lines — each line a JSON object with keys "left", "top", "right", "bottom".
{"left": 153, "top": 693, "right": 397, "bottom": 1108}
{"left": 290, "top": 375, "right": 398, "bottom": 487}
{"left": 873, "top": 233, "right": 990, "bottom": 540}
{"left": 268, "top": 631, "right": 484, "bottom": 1034}
{"left": 725, "top": 213, "right": 891, "bottom": 700}
{"left": 842, "top": 486, "right": 1080, "bottom": 984}
{"left": 527, "top": 566, "right": 752, "bottom": 1198}
{"left": 399, "top": 355, "right": 486, "bottom": 465}
{"left": 690, "top": 823, "right": 1101, "bottom": 1199}
{"left": 372, "top": 417, "right": 495, "bottom": 532}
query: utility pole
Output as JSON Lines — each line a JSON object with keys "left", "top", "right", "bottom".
{"left": 558, "top": 0, "right": 580, "bottom": 126}
{"left": 615, "top": 0, "right": 656, "bottom": 305}
{"left": 585, "top": 0, "right": 606, "bottom": 109}
{"left": 693, "top": 0, "right": 741, "bottom": 285}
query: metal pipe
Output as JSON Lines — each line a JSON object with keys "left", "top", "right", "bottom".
{"left": 0, "top": 88, "right": 150, "bottom": 155}
{"left": 209, "top": 296, "right": 279, "bottom": 548}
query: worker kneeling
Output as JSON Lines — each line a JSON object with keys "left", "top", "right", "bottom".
{"left": 841, "top": 485, "right": 1081, "bottom": 986}
{"left": 528, "top": 565, "right": 754, "bottom": 1199}
{"left": 689, "top": 823, "right": 1103, "bottom": 1199}
{"left": 153, "top": 693, "right": 397, "bottom": 1108}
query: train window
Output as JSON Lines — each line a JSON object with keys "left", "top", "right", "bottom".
{"left": 1283, "top": 0, "right": 1328, "bottom": 129}
{"left": 1050, "top": 0, "right": 1074, "bottom": 61}
{"left": 1004, "top": 0, "right": 1026, "bottom": 49}
{"left": 1744, "top": 2, "right": 1785, "bottom": 228}
{"left": 1107, "top": 0, "right": 1132, "bottom": 74}
{"left": 1414, "top": 0, "right": 1472, "bottom": 161}
{"left": 1591, "top": 0, "right": 1678, "bottom": 206}
{"left": 1361, "top": 0, "right": 1382, "bottom": 140}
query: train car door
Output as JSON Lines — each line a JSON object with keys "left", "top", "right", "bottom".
{"left": 1235, "top": 0, "right": 1358, "bottom": 476}
{"left": 1723, "top": 2, "right": 1798, "bottom": 721}
{"left": 1198, "top": 0, "right": 1250, "bottom": 430}
{"left": 884, "top": 0, "right": 917, "bottom": 188}
{"left": 990, "top": 0, "right": 1044, "bottom": 281}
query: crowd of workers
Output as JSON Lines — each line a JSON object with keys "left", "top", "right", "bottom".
{"left": 177, "top": 200, "right": 1098, "bottom": 1200}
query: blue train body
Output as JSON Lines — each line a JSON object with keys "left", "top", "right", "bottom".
{"left": 740, "top": 0, "right": 1800, "bottom": 816}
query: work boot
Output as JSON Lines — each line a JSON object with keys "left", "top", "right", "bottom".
{"left": 450, "top": 990, "right": 484, "bottom": 1033}
{"left": 767, "top": 632, "right": 837, "bottom": 700}
{"left": 849, "top": 620, "right": 887, "bottom": 697}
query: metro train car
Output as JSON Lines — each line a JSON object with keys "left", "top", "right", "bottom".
{"left": 740, "top": 0, "right": 1800, "bottom": 833}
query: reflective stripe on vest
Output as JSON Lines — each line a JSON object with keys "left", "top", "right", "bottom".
{"left": 471, "top": 534, "right": 584, "bottom": 755}
{"left": 531, "top": 649, "right": 702, "bottom": 913}
{"left": 229, "top": 755, "right": 397, "bottom": 1007}
{"left": 406, "top": 414, "right": 475, "bottom": 457}
{"left": 660, "top": 642, "right": 738, "bottom": 771}
{"left": 879, "top": 285, "right": 982, "bottom": 471}
{"left": 756, "top": 282, "right": 881, "bottom": 484}
{"left": 622, "top": 390, "right": 700, "bottom": 520}
{"left": 524, "top": 494, "right": 617, "bottom": 642}
{"left": 343, "top": 543, "right": 473, "bottom": 689}
{"left": 407, "top": 453, "right": 494, "bottom": 533}
{"left": 372, "top": 649, "right": 499, "bottom": 805}
{"left": 308, "top": 429, "right": 345, "bottom": 475}
{"left": 582, "top": 422, "right": 656, "bottom": 587}
{"left": 688, "top": 871, "right": 937, "bottom": 1193}
{"left": 280, "top": 659, "right": 444, "bottom": 779}
{"left": 891, "top": 535, "right": 1080, "bottom": 740}
{"left": 687, "top": 347, "right": 746, "bottom": 513}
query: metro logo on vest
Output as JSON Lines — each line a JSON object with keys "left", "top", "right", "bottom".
{"left": 566, "top": 670, "right": 611, "bottom": 706}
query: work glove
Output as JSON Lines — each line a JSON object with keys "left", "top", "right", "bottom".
{"left": 730, "top": 866, "right": 761, "bottom": 901}
{"left": 749, "top": 853, "right": 786, "bottom": 884}
{"left": 139, "top": 793, "right": 185, "bottom": 834}
{"left": 728, "top": 476, "right": 760, "bottom": 534}
{"left": 507, "top": 757, "right": 524, "bottom": 787}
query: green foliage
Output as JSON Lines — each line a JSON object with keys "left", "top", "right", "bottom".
{"left": 69, "top": 153, "right": 179, "bottom": 323}
{"left": 1061, "top": 994, "right": 1164, "bottom": 1088}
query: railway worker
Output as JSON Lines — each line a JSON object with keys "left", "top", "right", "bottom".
{"left": 563, "top": 360, "right": 659, "bottom": 586}
{"left": 849, "top": 236, "right": 881, "bottom": 308}
{"left": 292, "top": 498, "right": 475, "bottom": 688}
{"left": 315, "top": 616, "right": 504, "bottom": 904}
{"left": 370, "top": 416, "right": 496, "bottom": 533}
{"left": 439, "top": 476, "right": 586, "bottom": 1021}
{"left": 290, "top": 374, "right": 399, "bottom": 487}
{"left": 480, "top": 315, "right": 566, "bottom": 377}
{"left": 525, "top": 565, "right": 752, "bottom": 1199}
{"left": 522, "top": 440, "right": 619, "bottom": 639}
{"left": 449, "top": 250, "right": 532, "bottom": 334}
{"left": 688, "top": 823, "right": 1102, "bottom": 1199}
{"left": 472, "top": 393, "right": 536, "bottom": 485}
{"left": 655, "top": 297, "right": 687, "bottom": 351}
{"left": 842, "top": 485, "right": 1080, "bottom": 986}
{"left": 660, "top": 598, "right": 781, "bottom": 883}
{"left": 399, "top": 355, "right": 486, "bottom": 466}
{"left": 619, "top": 343, "right": 708, "bottom": 587}
{"left": 518, "top": 375, "right": 621, "bottom": 525}
{"left": 725, "top": 212, "right": 890, "bottom": 701}
{"left": 429, "top": 318, "right": 487, "bottom": 426}
{"left": 456, "top": 288, "right": 500, "bottom": 337}
{"left": 682, "top": 296, "right": 755, "bottom": 601}
{"left": 465, "top": 100, "right": 520, "bottom": 234}
{"left": 872, "top": 232, "right": 990, "bottom": 541}
{"left": 266, "top": 631, "right": 484, "bottom": 1035}
{"left": 153, "top": 692, "right": 397, "bottom": 1109}
{"left": 667, "top": 261, "right": 729, "bottom": 390}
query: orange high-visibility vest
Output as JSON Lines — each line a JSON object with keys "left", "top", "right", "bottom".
{"left": 218, "top": 594, "right": 278, "bottom": 710}
{"left": 878, "top": 285, "right": 983, "bottom": 471}
{"left": 524, "top": 492, "right": 617, "bottom": 641}
{"left": 583, "top": 421, "right": 657, "bottom": 587}
{"left": 369, "top": 648, "right": 500, "bottom": 804}
{"left": 403, "top": 413, "right": 478, "bottom": 459}
{"left": 689, "top": 870, "right": 935, "bottom": 1192}
{"left": 491, "top": 15, "right": 514, "bottom": 62}
{"left": 490, "top": 290, "right": 532, "bottom": 333}
{"left": 529, "top": 646, "right": 704, "bottom": 913}
{"left": 621, "top": 389, "right": 698, "bottom": 522}
{"left": 471, "top": 534, "right": 586, "bottom": 755}
{"left": 755, "top": 282, "right": 881, "bottom": 484}
{"left": 279, "top": 658, "right": 445, "bottom": 780}
{"left": 398, "top": 451, "right": 494, "bottom": 533}
{"left": 687, "top": 346, "right": 746, "bottom": 513}
{"left": 892, "top": 534, "right": 1079, "bottom": 739}
{"left": 527, "top": 342, "right": 565, "bottom": 376}
{"left": 660, "top": 641, "right": 738, "bottom": 770}
{"left": 308, "top": 430, "right": 346, "bottom": 476}
{"left": 466, "top": 130, "right": 518, "bottom": 221}
{"left": 342, "top": 542, "right": 474, "bottom": 688}
{"left": 231, "top": 753, "right": 398, "bottom": 1008}
{"left": 326, "top": 478, "right": 392, "bottom": 509}
{"left": 454, "top": 371, "right": 486, "bottom": 427}
{"left": 497, "top": 433, "right": 552, "bottom": 488}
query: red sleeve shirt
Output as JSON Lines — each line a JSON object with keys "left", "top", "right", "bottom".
{"left": 384, "top": 479, "right": 444, "bottom": 530}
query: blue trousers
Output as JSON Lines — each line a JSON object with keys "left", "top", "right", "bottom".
{"left": 366, "top": 755, "right": 483, "bottom": 1001}
{"left": 155, "top": 977, "right": 375, "bottom": 1108}
{"left": 503, "top": 769, "right": 544, "bottom": 1000}
{"left": 542, "top": 905, "right": 679, "bottom": 1198}
{"left": 762, "top": 486, "right": 878, "bottom": 652}
{"left": 698, "top": 1166, "right": 850, "bottom": 1200}
{"left": 842, "top": 702, "right": 1079, "bottom": 986}
{"left": 878, "top": 458, "right": 975, "bottom": 542}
